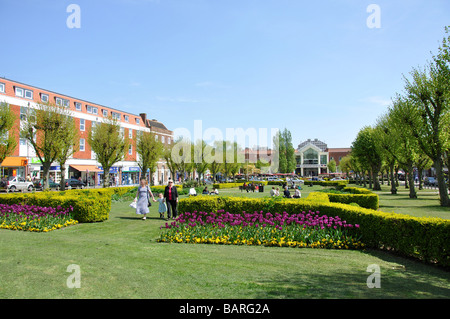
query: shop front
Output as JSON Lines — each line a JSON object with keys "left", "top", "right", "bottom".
{"left": 69, "top": 165, "right": 102, "bottom": 187}
{"left": 1, "top": 157, "right": 28, "bottom": 178}
{"left": 97, "top": 166, "right": 120, "bottom": 186}
{"left": 122, "top": 166, "right": 140, "bottom": 185}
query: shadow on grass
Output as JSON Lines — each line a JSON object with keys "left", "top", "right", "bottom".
{"left": 251, "top": 249, "right": 450, "bottom": 299}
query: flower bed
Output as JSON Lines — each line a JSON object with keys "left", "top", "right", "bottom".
{"left": 158, "top": 210, "right": 363, "bottom": 249}
{"left": 0, "top": 203, "right": 78, "bottom": 232}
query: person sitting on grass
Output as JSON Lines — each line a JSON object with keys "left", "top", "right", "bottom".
{"left": 189, "top": 187, "right": 197, "bottom": 196}
{"left": 210, "top": 187, "right": 219, "bottom": 195}
{"left": 293, "top": 186, "right": 301, "bottom": 198}
{"left": 202, "top": 186, "right": 209, "bottom": 194}
{"left": 283, "top": 186, "right": 291, "bottom": 198}
{"left": 270, "top": 187, "right": 276, "bottom": 197}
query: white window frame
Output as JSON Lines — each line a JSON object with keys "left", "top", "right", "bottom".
{"left": 102, "top": 109, "right": 108, "bottom": 117}
{"left": 80, "top": 119, "right": 85, "bottom": 131}
{"left": 41, "top": 93, "right": 49, "bottom": 103}
{"left": 168, "top": 137, "right": 171, "bottom": 144}
{"left": 80, "top": 138, "right": 85, "bottom": 151}
{"left": 155, "top": 135, "right": 158, "bottom": 141}
{"left": 0, "top": 82, "right": 5, "bottom": 93}
{"left": 136, "top": 118, "right": 140, "bottom": 125}
{"left": 56, "top": 97, "right": 69, "bottom": 107}
{"left": 124, "top": 115, "right": 129, "bottom": 122}
{"left": 20, "top": 106, "right": 27, "bottom": 121}
{"left": 75, "top": 102, "right": 82, "bottom": 111}
{"left": 128, "top": 129, "right": 132, "bottom": 139}
{"left": 92, "top": 107, "right": 98, "bottom": 115}
{"left": 15, "top": 87, "right": 24, "bottom": 97}
{"left": 24, "top": 89, "right": 33, "bottom": 99}
{"left": 128, "top": 144, "right": 132, "bottom": 155}
{"left": 86, "top": 105, "right": 92, "bottom": 113}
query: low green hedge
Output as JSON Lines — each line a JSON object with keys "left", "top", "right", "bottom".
{"left": 212, "top": 182, "right": 268, "bottom": 189}
{"left": 178, "top": 195, "right": 450, "bottom": 268}
{"left": 325, "top": 193, "right": 379, "bottom": 210}
{"left": 0, "top": 189, "right": 112, "bottom": 223}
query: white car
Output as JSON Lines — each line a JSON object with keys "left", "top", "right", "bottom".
{"left": 2, "top": 176, "right": 34, "bottom": 192}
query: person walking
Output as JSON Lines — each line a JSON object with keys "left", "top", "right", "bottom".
{"left": 156, "top": 193, "right": 167, "bottom": 219}
{"left": 135, "top": 178, "right": 155, "bottom": 220}
{"left": 164, "top": 180, "right": 179, "bottom": 220}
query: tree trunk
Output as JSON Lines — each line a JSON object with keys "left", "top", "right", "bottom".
{"left": 434, "top": 157, "right": 450, "bottom": 207}
{"left": 42, "top": 162, "right": 51, "bottom": 190}
{"left": 60, "top": 164, "right": 66, "bottom": 191}
{"left": 372, "top": 168, "right": 381, "bottom": 191}
{"left": 418, "top": 168, "right": 423, "bottom": 190}
{"left": 389, "top": 163, "right": 397, "bottom": 194}
{"left": 407, "top": 163, "right": 417, "bottom": 199}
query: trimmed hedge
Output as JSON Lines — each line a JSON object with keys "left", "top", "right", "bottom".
{"left": 0, "top": 189, "right": 112, "bottom": 223}
{"left": 325, "top": 193, "right": 379, "bottom": 210}
{"left": 212, "top": 182, "right": 268, "bottom": 189}
{"left": 178, "top": 195, "right": 450, "bottom": 268}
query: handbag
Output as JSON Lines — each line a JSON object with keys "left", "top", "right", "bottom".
{"left": 130, "top": 197, "right": 137, "bottom": 209}
{"left": 147, "top": 186, "right": 152, "bottom": 207}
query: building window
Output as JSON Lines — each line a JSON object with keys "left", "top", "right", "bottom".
{"left": 41, "top": 93, "right": 49, "bottom": 103}
{"left": 15, "top": 87, "right": 24, "bottom": 97}
{"left": 161, "top": 136, "right": 165, "bottom": 143}
{"left": 0, "top": 82, "right": 4, "bottom": 93}
{"left": 24, "top": 89, "right": 33, "bottom": 99}
{"left": 75, "top": 102, "right": 82, "bottom": 111}
{"left": 80, "top": 119, "right": 85, "bottom": 131}
{"left": 112, "top": 112, "right": 120, "bottom": 120}
{"left": 128, "top": 144, "right": 132, "bottom": 155}
{"left": 92, "top": 107, "right": 98, "bottom": 115}
{"left": 86, "top": 105, "right": 92, "bottom": 113}
{"left": 168, "top": 137, "right": 171, "bottom": 144}
{"left": 102, "top": 109, "right": 108, "bottom": 117}
{"left": 128, "top": 129, "right": 132, "bottom": 139}
{"left": 136, "top": 118, "right": 140, "bottom": 125}
{"left": 320, "top": 155, "right": 327, "bottom": 165}
{"left": 56, "top": 97, "right": 69, "bottom": 107}
{"left": 80, "top": 138, "right": 85, "bottom": 151}
{"left": 124, "top": 115, "right": 129, "bottom": 122}
{"left": 155, "top": 135, "right": 158, "bottom": 141}
{"left": 20, "top": 107, "right": 27, "bottom": 121}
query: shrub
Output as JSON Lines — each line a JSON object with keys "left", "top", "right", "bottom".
{"left": 212, "top": 182, "right": 268, "bottom": 189}
{"left": 325, "top": 193, "right": 379, "bottom": 210}
{"left": 0, "top": 189, "right": 111, "bottom": 223}
{"left": 177, "top": 196, "right": 450, "bottom": 268}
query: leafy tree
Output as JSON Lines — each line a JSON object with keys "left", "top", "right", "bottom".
{"left": 88, "top": 116, "right": 128, "bottom": 188}
{"left": 0, "top": 102, "right": 17, "bottom": 163}
{"left": 327, "top": 159, "right": 337, "bottom": 173}
{"left": 273, "top": 128, "right": 296, "bottom": 173}
{"left": 351, "top": 126, "right": 383, "bottom": 190}
{"left": 20, "top": 102, "right": 74, "bottom": 190}
{"left": 55, "top": 115, "right": 78, "bottom": 191}
{"left": 135, "top": 131, "right": 164, "bottom": 185}
{"left": 192, "top": 139, "right": 209, "bottom": 183}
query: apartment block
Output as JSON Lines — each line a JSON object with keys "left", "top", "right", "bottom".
{"left": 0, "top": 78, "right": 173, "bottom": 186}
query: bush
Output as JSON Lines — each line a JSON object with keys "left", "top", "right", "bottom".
{"left": 325, "top": 193, "right": 379, "bottom": 210}
{"left": 0, "top": 189, "right": 112, "bottom": 223}
{"left": 177, "top": 196, "right": 450, "bottom": 268}
{"left": 212, "top": 182, "right": 268, "bottom": 189}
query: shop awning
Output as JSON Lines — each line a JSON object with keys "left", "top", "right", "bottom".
{"left": 70, "top": 165, "right": 102, "bottom": 172}
{"left": 1, "top": 157, "right": 28, "bottom": 167}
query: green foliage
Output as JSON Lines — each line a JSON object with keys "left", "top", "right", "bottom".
{"left": 0, "top": 190, "right": 111, "bottom": 223}
{"left": 178, "top": 195, "right": 450, "bottom": 267}
{"left": 0, "top": 102, "right": 17, "bottom": 163}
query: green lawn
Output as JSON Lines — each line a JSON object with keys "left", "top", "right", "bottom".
{"left": 1, "top": 190, "right": 449, "bottom": 299}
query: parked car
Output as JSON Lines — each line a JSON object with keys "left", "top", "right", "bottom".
{"left": 1, "top": 176, "right": 34, "bottom": 192}
{"left": 424, "top": 177, "right": 438, "bottom": 187}
{"left": 67, "top": 178, "right": 86, "bottom": 189}
{"left": 33, "top": 179, "right": 68, "bottom": 190}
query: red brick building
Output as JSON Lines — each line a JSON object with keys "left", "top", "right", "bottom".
{"left": 0, "top": 78, "right": 173, "bottom": 186}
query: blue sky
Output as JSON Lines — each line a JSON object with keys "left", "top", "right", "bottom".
{"left": 0, "top": 0, "right": 449, "bottom": 149}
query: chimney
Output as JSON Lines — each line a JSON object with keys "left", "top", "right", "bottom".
{"left": 139, "top": 113, "right": 147, "bottom": 122}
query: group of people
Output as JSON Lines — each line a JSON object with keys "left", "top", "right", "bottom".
{"left": 134, "top": 178, "right": 178, "bottom": 221}
{"left": 270, "top": 186, "right": 302, "bottom": 198}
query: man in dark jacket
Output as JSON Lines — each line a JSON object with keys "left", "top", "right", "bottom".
{"left": 164, "top": 180, "right": 179, "bottom": 220}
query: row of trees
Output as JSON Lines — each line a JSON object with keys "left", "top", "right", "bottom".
{"left": 1, "top": 101, "right": 295, "bottom": 189}
{"left": 346, "top": 26, "right": 450, "bottom": 207}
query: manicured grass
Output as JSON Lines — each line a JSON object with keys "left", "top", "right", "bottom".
{"left": 1, "top": 199, "right": 449, "bottom": 299}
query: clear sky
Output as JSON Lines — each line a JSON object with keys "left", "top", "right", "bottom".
{"left": 1, "top": 0, "right": 449, "bottom": 149}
